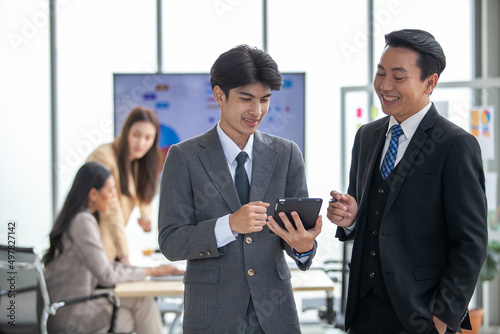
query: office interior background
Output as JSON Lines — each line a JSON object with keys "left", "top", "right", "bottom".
{"left": 2, "top": 0, "right": 500, "bottom": 329}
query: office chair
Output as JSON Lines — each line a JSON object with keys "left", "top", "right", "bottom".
{"left": 323, "top": 241, "right": 352, "bottom": 329}
{"left": 156, "top": 296, "right": 183, "bottom": 334}
{"left": 0, "top": 244, "right": 120, "bottom": 334}
{"left": 301, "top": 242, "right": 352, "bottom": 330}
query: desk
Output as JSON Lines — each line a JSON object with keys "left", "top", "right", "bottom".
{"left": 114, "top": 279, "right": 184, "bottom": 298}
{"left": 291, "top": 268, "right": 336, "bottom": 324}
{"left": 114, "top": 268, "right": 334, "bottom": 298}
{"left": 115, "top": 268, "right": 336, "bottom": 325}
{"left": 290, "top": 268, "right": 335, "bottom": 293}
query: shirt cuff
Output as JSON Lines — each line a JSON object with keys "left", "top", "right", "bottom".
{"left": 215, "top": 214, "right": 238, "bottom": 248}
{"left": 342, "top": 223, "right": 356, "bottom": 235}
{"left": 292, "top": 248, "right": 312, "bottom": 264}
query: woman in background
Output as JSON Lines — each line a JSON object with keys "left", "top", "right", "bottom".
{"left": 43, "top": 162, "right": 183, "bottom": 334}
{"left": 87, "top": 106, "right": 161, "bottom": 265}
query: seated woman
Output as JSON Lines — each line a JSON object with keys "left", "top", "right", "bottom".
{"left": 42, "top": 162, "right": 183, "bottom": 334}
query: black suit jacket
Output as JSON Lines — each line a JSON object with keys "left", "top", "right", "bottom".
{"left": 337, "top": 104, "right": 488, "bottom": 333}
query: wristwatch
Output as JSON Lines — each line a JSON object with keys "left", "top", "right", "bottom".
{"left": 293, "top": 249, "right": 313, "bottom": 258}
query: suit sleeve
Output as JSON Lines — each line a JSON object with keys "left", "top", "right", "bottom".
{"left": 158, "top": 144, "right": 220, "bottom": 261}
{"left": 336, "top": 125, "right": 362, "bottom": 242}
{"left": 68, "top": 212, "right": 145, "bottom": 287}
{"left": 87, "top": 147, "right": 129, "bottom": 260}
{"left": 436, "top": 133, "right": 487, "bottom": 330}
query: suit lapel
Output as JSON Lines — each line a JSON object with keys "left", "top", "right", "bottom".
{"left": 198, "top": 127, "right": 242, "bottom": 213}
{"left": 358, "top": 120, "right": 388, "bottom": 210}
{"left": 383, "top": 105, "right": 440, "bottom": 217}
{"left": 250, "top": 131, "right": 278, "bottom": 202}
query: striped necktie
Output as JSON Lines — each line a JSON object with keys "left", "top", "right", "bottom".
{"left": 380, "top": 124, "right": 403, "bottom": 180}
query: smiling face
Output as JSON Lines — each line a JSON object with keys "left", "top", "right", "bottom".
{"left": 214, "top": 82, "right": 272, "bottom": 149}
{"left": 127, "top": 121, "right": 157, "bottom": 161}
{"left": 374, "top": 46, "right": 438, "bottom": 123}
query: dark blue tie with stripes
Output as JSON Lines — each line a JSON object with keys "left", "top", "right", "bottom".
{"left": 380, "top": 124, "right": 403, "bottom": 180}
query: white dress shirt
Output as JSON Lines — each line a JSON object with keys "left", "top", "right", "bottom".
{"left": 380, "top": 101, "right": 432, "bottom": 168}
{"left": 214, "top": 122, "right": 254, "bottom": 247}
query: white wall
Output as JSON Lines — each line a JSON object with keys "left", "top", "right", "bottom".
{"left": 0, "top": 0, "right": 51, "bottom": 248}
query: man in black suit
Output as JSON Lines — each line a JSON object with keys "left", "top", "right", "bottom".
{"left": 327, "top": 29, "right": 488, "bottom": 334}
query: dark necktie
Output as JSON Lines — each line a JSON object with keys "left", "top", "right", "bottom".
{"left": 235, "top": 152, "right": 250, "bottom": 205}
{"left": 380, "top": 124, "right": 403, "bottom": 180}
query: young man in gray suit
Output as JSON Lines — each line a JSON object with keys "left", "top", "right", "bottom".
{"left": 158, "top": 45, "right": 322, "bottom": 334}
{"left": 327, "top": 29, "right": 488, "bottom": 334}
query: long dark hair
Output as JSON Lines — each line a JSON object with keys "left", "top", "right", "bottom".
{"left": 43, "top": 162, "right": 111, "bottom": 266}
{"left": 116, "top": 106, "right": 160, "bottom": 203}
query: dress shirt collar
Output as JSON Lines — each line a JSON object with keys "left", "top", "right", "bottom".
{"left": 386, "top": 101, "right": 432, "bottom": 142}
{"left": 216, "top": 122, "right": 254, "bottom": 164}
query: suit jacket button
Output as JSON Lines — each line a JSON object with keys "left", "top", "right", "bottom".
{"left": 247, "top": 269, "right": 255, "bottom": 276}
{"left": 245, "top": 237, "right": 253, "bottom": 244}
{"left": 206, "top": 250, "right": 211, "bottom": 256}
{"left": 369, "top": 272, "right": 375, "bottom": 278}
{"left": 199, "top": 252, "right": 205, "bottom": 257}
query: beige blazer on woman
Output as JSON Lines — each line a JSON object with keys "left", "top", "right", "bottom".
{"left": 87, "top": 139, "right": 152, "bottom": 261}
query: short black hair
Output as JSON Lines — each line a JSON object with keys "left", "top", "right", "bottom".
{"left": 210, "top": 44, "right": 283, "bottom": 97}
{"left": 385, "top": 29, "right": 446, "bottom": 81}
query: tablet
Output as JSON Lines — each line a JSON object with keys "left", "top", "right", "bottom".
{"left": 272, "top": 197, "right": 323, "bottom": 230}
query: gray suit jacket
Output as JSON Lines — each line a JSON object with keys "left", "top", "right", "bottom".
{"left": 158, "top": 126, "right": 316, "bottom": 334}
{"left": 44, "top": 211, "right": 146, "bottom": 334}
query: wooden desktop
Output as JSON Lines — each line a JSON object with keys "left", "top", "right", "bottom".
{"left": 114, "top": 267, "right": 334, "bottom": 297}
